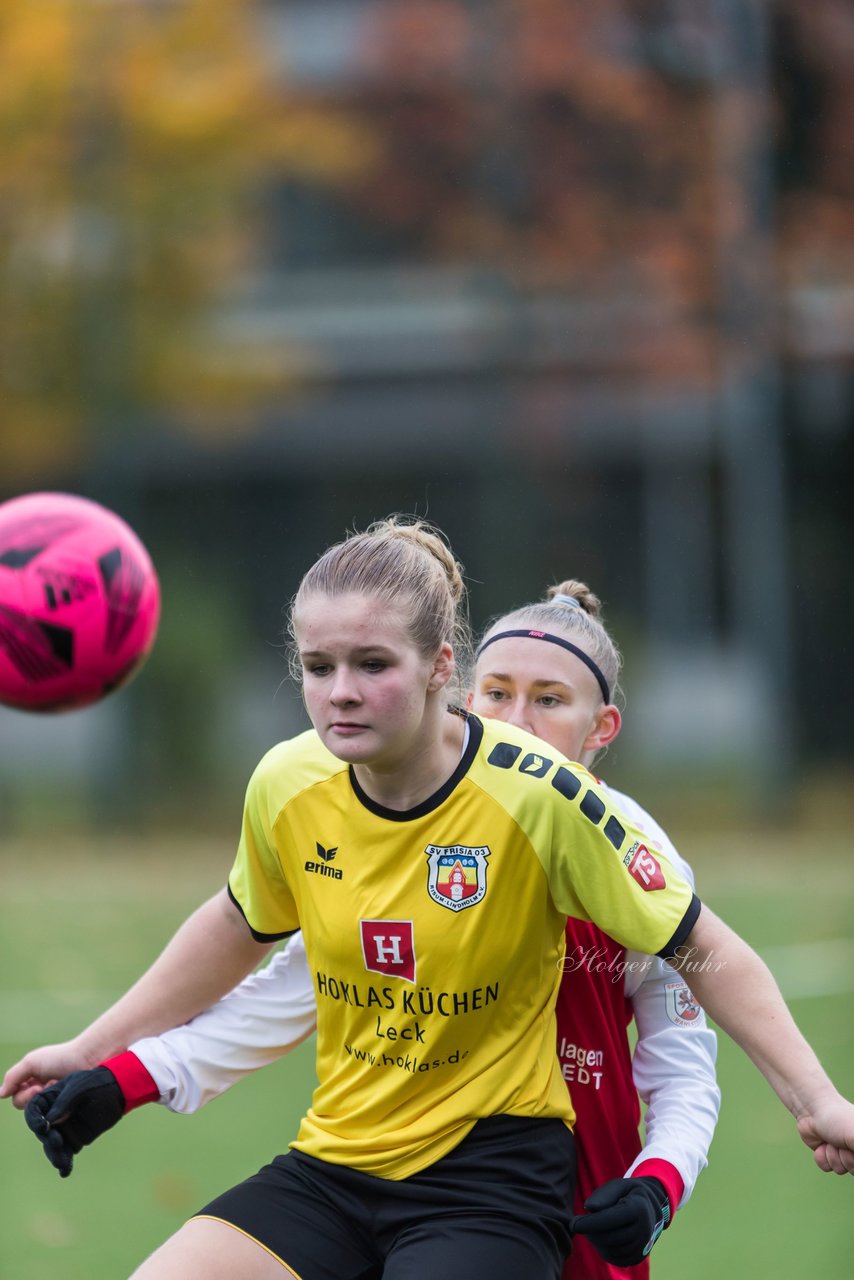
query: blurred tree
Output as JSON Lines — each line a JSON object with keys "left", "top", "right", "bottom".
{"left": 0, "top": 0, "right": 317, "bottom": 476}
{"left": 2, "top": 0, "right": 851, "bottom": 481}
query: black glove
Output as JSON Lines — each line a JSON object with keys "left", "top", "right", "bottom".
{"left": 24, "top": 1066, "right": 125, "bottom": 1178}
{"left": 569, "top": 1176, "right": 671, "bottom": 1266}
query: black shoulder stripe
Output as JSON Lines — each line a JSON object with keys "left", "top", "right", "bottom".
{"left": 579, "top": 789, "right": 606, "bottom": 825}
{"left": 552, "top": 766, "right": 581, "bottom": 801}
{"left": 487, "top": 742, "right": 522, "bottom": 769}
{"left": 227, "top": 882, "right": 296, "bottom": 943}
{"left": 603, "top": 815, "right": 626, "bottom": 850}
{"left": 657, "top": 893, "right": 702, "bottom": 961}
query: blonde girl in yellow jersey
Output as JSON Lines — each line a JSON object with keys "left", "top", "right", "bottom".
{"left": 4, "top": 517, "right": 854, "bottom": 1280}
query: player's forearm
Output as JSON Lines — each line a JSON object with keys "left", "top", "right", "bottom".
{"left": 671, "top": 907, "right": 836, "bottom": 1119}
{"left": 72, "top": 890, "right": 272, "bottom": 1064}
{"left": 630, "top": 985, "right": 720, "bottom": 1199}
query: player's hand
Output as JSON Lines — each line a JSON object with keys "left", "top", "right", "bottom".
{"left": 570, "top": 1176, "right": 671, "bottom": 1266}
{"left": 797, "top": 1092, "right": 854, "bottom": 1174}
{"left": 1, "top": 1040, "right": 101, "bottom": 1109}
{"left": 24, "top": 1067, "right": 125, "bottom": 1178}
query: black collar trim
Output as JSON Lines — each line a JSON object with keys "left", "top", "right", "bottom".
{"left": 348, "top": 710, "right": 484, "bottom": 822}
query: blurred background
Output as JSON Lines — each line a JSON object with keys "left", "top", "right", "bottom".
{"left": 0, "top": 2, "right": 852, "bottom": 1277}
{"left": 0, "top": 0, "right": 852, "bottom": 827}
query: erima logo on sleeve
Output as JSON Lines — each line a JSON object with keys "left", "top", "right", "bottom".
{"left": 305, "top": 842, "right": 343, "bottom": 879}
{"left": 519, "top": 753, "right": 550, "bottom": 776}
{"left": 488, "top": 743, "right": 552, "bottom": 777}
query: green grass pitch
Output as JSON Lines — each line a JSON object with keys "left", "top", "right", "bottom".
{"left": 1, "top": 830, "right": 852, "bottom": 1279}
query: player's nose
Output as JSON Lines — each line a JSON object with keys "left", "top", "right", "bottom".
{"left": 329, "top": 668, "right": 360, "bottom": 705}
{"left": 504, "top": 700, "right": 535, "bottom": 735}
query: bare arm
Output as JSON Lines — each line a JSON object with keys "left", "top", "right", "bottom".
{"left": 1, "top": 888, "right": 273, "bottom": 1107}
{"left": 673, "top": 905, "right": 854, "bottom": 1173}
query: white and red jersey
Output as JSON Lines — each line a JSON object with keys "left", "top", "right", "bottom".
{"left": 130, "top": 931, "right": 317, "bottom": 1113}
{"left": 557, "top": 787, "right": 719, "bottom": 1280}
{"left": 128, "top": 783, "right": 718, "bottom": 1273}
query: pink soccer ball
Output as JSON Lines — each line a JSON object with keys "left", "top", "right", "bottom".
{"left": 0, "top": 491, "right": 160, "bottom": 712}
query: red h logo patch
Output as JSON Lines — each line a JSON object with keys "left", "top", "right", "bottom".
{"left": 360, "top": 920, "right": 416, "bottom": 983}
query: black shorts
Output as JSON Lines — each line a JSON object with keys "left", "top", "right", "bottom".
{"left": 194, "top": 1115, "right": 576, "bottom": 1280}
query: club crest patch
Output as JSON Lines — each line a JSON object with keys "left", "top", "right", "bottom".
{"left": 664, "top": 979, "right": 702, "bottom": 1026}
{"left": 426, "top": 844, "right": 490, "bottom": 912}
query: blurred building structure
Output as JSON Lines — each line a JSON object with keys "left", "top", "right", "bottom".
{"left": 0, "top": 0, "right": 852, "bottom": 827}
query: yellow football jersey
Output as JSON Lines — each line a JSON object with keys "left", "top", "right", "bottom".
{"left": 228, "top": 712, "right": 699, "bottom": 1179}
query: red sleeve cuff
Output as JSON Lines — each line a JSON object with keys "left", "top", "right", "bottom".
{"left": 100, "top": 1051, "right": 160, "bottom": 1113}
{"left": 632, "top": 1159, "right": 685, "bottom": 1219}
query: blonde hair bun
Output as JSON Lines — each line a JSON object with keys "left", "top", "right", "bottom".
{"left": 371, "top": 516, "right": 466, "bottom": 606}
{"left": 545, "top": 580, "right": 602, "bottom": 620}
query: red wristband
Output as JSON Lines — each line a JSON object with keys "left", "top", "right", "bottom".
{"left": 631, "top": 1159, "right": 684, "bottom": 1220}
{"left": 100, "top": 1051, "right": 160, "bottom": 1114}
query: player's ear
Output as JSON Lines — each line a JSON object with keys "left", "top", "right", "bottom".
{"left": 583, "top": 704, "right": 621, "bottom": 755}
{"left": 427, "top": 643, "right": 455, "bottom": 693}
{"left": 464, "top": 689, "right": 474, "bottom": 710}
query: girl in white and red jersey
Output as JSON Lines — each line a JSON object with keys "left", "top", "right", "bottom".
{"left": 469, "top": 580, "right": 715, "bottom": 1278}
